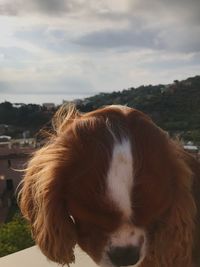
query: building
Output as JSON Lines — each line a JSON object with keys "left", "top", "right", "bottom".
{"left": 0, "top": 147, "right": 35, "bottom": 222}
{"left": 0, "top": 137, "right": 37, "bottom": 149}
{"left": 184, "top": 144, "right": 199, "bottom": 160}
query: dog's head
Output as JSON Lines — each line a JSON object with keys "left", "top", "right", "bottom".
{"left": 19, "top": 105, "right": 195, "bottom": 267}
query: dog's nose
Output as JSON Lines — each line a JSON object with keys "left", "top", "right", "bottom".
{"left": 108, "top": 245, "right": 140, "bottom": 266}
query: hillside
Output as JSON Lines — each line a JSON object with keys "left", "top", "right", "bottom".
{"left": 77, "top": 75, "right": 200, "bottom": 142}
{"left": 0, "top": 75, "right": 200, "bottom": 143}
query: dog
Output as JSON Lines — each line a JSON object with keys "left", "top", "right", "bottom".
{"left": 19, "top": 105, "right": 200, "bottom": 267}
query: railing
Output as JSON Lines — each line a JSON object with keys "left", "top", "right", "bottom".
{"left": 0, "top": 246, "right": 98, "bottom": 267}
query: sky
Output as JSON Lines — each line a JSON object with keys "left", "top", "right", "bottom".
{"left": 0, "top": 0, "right": 200, "bottom": 104}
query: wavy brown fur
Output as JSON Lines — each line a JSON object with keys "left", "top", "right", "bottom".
{"left": 141, "top": 154, "right": 196, "bottom": 267}
{"left": 19, "top": 105, "right": 78, "bottom": 265}
{"left": 19, "top": 104, "right": 199, "bottom": 266}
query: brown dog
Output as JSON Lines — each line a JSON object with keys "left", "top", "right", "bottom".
{"left": 19, "top": 105, "right": 200, "bottom": 267}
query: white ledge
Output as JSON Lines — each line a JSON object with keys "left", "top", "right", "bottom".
{"left": 0, "top": 246, "right": 98, "bottom": 267}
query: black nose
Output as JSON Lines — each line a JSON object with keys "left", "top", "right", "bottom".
{"left": 108, "top": 245, "right": 140, "bottom": 266}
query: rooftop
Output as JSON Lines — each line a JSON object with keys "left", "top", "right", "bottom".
{"left": 184, "top": 145, "right": 198, "bottom": 151}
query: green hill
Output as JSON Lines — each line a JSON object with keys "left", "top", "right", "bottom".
{"left": 78, "top": 75, "right": 200, "bottom": 143}
{"left": 0, "top": 75, "right": 200, "bottom": 143}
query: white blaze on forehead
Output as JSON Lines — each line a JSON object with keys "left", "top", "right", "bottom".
{"left": 107, "top": 139, "right": 133, "bottom": 218}
{"left": 106, "top": 105, "right": 132, "bottom": 114}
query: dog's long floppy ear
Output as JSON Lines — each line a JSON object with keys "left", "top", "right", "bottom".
{"left": 127, "top": 110, "right": 196, "bottom": 267}
{"left": 19, "top": 105, "right": 78, "bottom": 265}
{"left": 19, "top": 145, "right": 77, "bottom": 265}
{"left": 148, "top": 148, "right": 197, "bottom": 267}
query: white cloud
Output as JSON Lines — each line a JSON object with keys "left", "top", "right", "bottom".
{"left": 0, "top": 0, "right": 131, "bottom": 16}
{"left": 0, "top": 0, "right": 199, "bottom": 104}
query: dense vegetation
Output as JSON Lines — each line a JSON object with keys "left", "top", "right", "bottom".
{"left": 77, "top": 75, "right": 200, "bottom": 143}
{"left": 0, "top": 212, "right": 34, "bottom": 257}
{"left": 0, "top": 75, "right": 199, "bottom": 141}
{"left": 0, "top": 102, "right": 52, "bottom": 138}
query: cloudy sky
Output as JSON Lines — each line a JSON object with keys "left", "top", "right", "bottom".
{"left": 0, "top": 0, "right": 200, "bottom": 104}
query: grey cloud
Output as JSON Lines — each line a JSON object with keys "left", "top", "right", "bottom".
{"left": 74, "top": 27, "right": 162, "bottom": 50}
{"left": 73, "top": 0, "right": 200, "bottom": 54}
{"left": 0, "top": 0, "right": 81, "bottom": 16}
{"left": 0, "top": 2, "right": 18, "bottom": 16}
{"left": 0, "top": 46, "right": 34, "bottom": 61}
{"left": 1, "top": 0, "right": 200, "bottom": 54}
{"left": 131, "top": 0, "right": 200, "bottom": 27}
{"left": 159, "top": 27, "right": 200, "bottom": 53}
{"left": 14, "top": 27, "right": 79, "bottom": 54}
{"left": 1, "top": 0, "right": 200, "bottom": 25}
{"left": 74, "top": 22, "right": 200, "bottom": 53}
{"left": 25, "top": 0, "right": 72, "bottom": 15}
{"left": 0, "top": 81, "right": 12, "bottom": 93}
{"left": 141, "top": 53, "right": 200, "bottom": 71}
{"left": 128, "top": 0, "right": 200, "bottom": 53}
{"left": 55, "top": 77, "right": 94, "bottom": 95}
{"left": 0, "top": 77, "right": 94, "bottom": 96}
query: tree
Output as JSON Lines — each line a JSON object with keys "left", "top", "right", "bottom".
{"left": 0, "top": 213, "right": 34, "bottom": 257}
